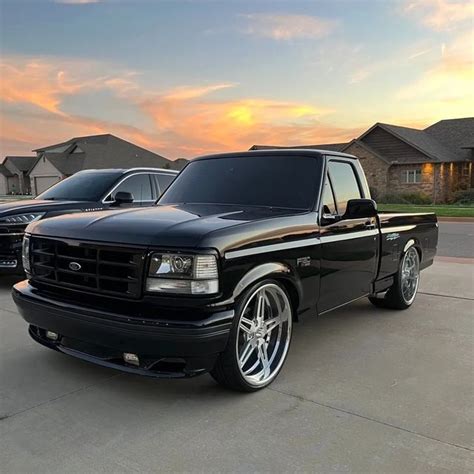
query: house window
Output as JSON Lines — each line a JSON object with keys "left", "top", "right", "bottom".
{"left": 402, "top": 169, "right": 421, "bottom": 184}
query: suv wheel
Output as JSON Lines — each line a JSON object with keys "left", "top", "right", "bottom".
{"left": 211, "top": 280, "right": 293, "bottom": 392}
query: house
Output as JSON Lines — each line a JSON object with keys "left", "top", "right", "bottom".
{"left": 0, "top": 156, "right": 36, "bottom": 194}
{"left": 250, "top": 117, "right": 474, "bottom": 203}
{"left": 28, "top": 134, "right": 172, "bottom": 195}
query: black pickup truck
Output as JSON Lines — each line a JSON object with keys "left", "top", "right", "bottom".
{"left": 0, "top": 167, "right": 177, "bottom": 273}
{"left": 13, "top": 150, "right": 438, "bottom": 391}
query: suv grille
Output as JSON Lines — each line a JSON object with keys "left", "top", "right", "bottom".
{"left": 30, "top": 237, "right": 146, "bottom": 299}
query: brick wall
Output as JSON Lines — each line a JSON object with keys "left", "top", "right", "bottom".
{"left": 344, "top": 141, "right": 390, "bottom": 199}
{"left": 388, "top": 163, "right": 435, "bottom": 198}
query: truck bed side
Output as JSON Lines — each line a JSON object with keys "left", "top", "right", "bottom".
{"left": 374, "top": 212, "right": 438, "bottom": 289}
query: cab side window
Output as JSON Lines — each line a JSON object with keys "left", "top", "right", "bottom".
{"left": 111, "top": 174, "right": 153, "bottom": 202}
{"left": 328, "top": 161, "right": 362, "bottom": 215}
{"left": 321, "top": 177, "right": 337, "bottom": 215}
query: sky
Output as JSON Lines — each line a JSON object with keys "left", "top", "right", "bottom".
{"left": 0, "top": 0, "right": 472, "bottom": 160}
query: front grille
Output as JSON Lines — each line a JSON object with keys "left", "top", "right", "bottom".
{"left": 30, "top": 237, "right": 146, "bottom": 298}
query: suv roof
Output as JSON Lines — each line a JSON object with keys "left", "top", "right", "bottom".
{"left": 193, "top": 149, "right": 358, "bottom": 161}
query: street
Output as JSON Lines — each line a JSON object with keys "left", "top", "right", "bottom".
{"left": 0, "top": 222, "right": 472, "bottom": 472}
{"left": 437, "top": 221, "right": 474, "bottom": 258}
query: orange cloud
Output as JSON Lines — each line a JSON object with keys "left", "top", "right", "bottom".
{"left": 241, "top": 13, "right": 338, "bottom": 40}
{"left": 403, "top": 0, "right": 473, "bottom": 30}
{"left": 0, "top": 55, "right": 358, "bottom": 159}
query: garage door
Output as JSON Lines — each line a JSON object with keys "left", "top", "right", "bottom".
{"left": 35, "top": 176, "right": 61, "bottom": 195}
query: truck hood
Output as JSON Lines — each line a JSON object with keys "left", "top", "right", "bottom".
{"left": 0, "top": 199, "right": 92, "bottom": 217}
{"left": 28, "top": 203, "right": 316, "bottom": 253}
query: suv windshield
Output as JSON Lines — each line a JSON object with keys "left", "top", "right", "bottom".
{"left": 37, "top": 172, "right": 122, "bottom": 201}
{"left": 159, "top": 154, "right": 322, "bottom": 210}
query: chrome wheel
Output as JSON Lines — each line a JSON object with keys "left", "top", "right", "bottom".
{"left": 401, "top": 247, "right": 420, "bottom": 305}
{"left": 236, "top": 283, "right": 292, "bottom": 387}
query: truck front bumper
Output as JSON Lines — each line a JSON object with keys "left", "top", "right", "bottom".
{"left": 12, "top": 280, "right": 233, "bottom": 378}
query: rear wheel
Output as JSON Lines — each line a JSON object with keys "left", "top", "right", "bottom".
{"left": 369, "top": 246, "right": 420, "bottom": 310}
{"left": 211, "top": 280, "right": 293, "bottom": 392}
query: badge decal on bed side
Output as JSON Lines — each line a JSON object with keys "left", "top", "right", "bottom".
{"left": 386, "top": 232, "right": 400, "bottom": 241}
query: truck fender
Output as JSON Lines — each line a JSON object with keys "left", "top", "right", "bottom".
{"left": 214, "top": 263, "right": 303, "bottom": 316}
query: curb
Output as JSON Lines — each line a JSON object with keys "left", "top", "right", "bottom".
{"left": 435, "top": 256, "right": 474, "bottom": 264}
{"left": 437, "top": 217, "right": 474, "bottom": 223}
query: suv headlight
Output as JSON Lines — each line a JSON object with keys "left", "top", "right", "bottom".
{"left": 22, "top": 234, "right": 31, "bottom": 273}
{"left": 146, "top": 253, "right": 218, "bottom": 295}
{"left": 0, "top": 213, "right": 45, "bottom": 224}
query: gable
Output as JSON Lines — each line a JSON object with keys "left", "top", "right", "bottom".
{"left": 29, "top": 156, "right": 63, "bottom": 177}
{"left": 361, "top": 127, "right": 432, "bottom": 164}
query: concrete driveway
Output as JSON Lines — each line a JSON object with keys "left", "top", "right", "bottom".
{"left": 1, "top": 239, "right": 473, "bottom": 471}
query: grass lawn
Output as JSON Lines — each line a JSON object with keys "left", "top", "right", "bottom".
{"left": 378, "top": 203, "right": 474, "bottom": 218}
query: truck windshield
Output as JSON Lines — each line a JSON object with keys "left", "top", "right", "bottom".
{"left": 36, "top": 172, "right": 122, "bottom": 201}
{"left": 159, "top": 155, "right": 322, "bottom": 210}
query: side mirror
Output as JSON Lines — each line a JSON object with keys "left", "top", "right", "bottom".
{"left": 343, "top": 199, "right": 377, "bottom": 219}
{"left": 113, "top": 191, "right": 134, "bottom": 206}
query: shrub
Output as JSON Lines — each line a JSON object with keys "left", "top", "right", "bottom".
{"left": 453, "top": 189, "right": 474, "bottom": 205}
{"left": 378, "top": 192, "right": 432, "bottom": 205}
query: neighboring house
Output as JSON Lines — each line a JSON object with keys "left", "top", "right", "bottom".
{"left": 250, "top": 117, "right": 474, "bottom": 203}
{"left": 29, "top": 134, "right": 172, "bottom": 195}
{"left": 0, "top": 164, "right": 15, "bottom": 195}
{"left": 1, "top": 156, "right": 36, "bottom": 194}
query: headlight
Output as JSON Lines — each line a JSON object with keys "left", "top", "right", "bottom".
{"left": 0, "top": 213, "right": 45, "bottom": 224}
{"left": 22, "top": 234, "right": 31, "bottom": 273}
{"left": 146, "top": 253, "right": 218, "bottom": 295}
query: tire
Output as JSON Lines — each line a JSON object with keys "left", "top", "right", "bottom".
{"left": 369, "top": 246, "right": 420, "bottom": 310}
{"left": 210, "top": 279, "right": 293, "bottom": 392}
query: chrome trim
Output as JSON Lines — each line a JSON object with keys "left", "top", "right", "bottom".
{"left": 126, "top": 167, "right": 178, "bottom": 175}
{"left": 380, "top": 225, "right": 416, "bottom": 233}
{"left": 0, "top": 232, "right": 25, "bottom": 237}
{"left": 224, "top": 238, "right": 321, "bottom": 260}
{"left": 320, "top": 229, "right": 379, "bottom": 243}
{"left": 225, "top": 229, "right": 382, "bottom": 259}
{"left": 0, "top": 259, "right": 18, "bottom": 268}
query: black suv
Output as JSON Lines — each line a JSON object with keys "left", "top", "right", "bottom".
{"left": 0, "top": 167, "right": 177, "bottom": 273}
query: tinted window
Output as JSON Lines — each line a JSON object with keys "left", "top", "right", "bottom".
{"left": 37, "top": 172, "right": 121, "bottom": 201}
{"left": 159, "top": 155, "right": 322, "bottom": 210}
{"left": 321, "top": 177, "right": 337, "bottom": 214}
{"left": 156, "top": 174, "right": 176, "bottom": 195}
{"left": 328, "top": 161, "right": 361, "bottom": 214}
{"left": 112, "top": 174, "right": 153, "bottom": 201}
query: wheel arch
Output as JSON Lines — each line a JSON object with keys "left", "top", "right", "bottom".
{"left": 227, "top": 262, "right": 302, "bottom": 321}
{"left": 404, "top": 238, "right": 422, "bottom": 260}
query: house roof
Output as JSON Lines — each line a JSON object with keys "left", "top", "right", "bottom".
{"left": 0, "top": 164, "right": 14, "bottom": 177}
{"left": 424, "top": 118, "right": 474, "bottom": 161}
{"left": 30, "top": 134, "right": 171, "bottom": 175}
{"left": 3, "top": 156, "right": 36, "bottom": 172}
{"left": 358, "top": 119, "right": 474, "bottom": 164}
{"left": 250, "top": 143, "right": 349, "bottom": 152}
{"left": 249, "top": 117, "right": 473, "bottom": 166}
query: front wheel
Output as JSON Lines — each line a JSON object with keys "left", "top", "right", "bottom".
{"left": 211, "top": 280, "right": 293, "bottom": 392}
{"left": 369, "top": 246, "right": 420, "bottom": 310}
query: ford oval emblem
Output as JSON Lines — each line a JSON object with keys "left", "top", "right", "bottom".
{"left": 69, "top": 261, "right": 82, "bottom": 272}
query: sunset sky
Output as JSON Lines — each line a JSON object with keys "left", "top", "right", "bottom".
{"left": 0, "top": 0, "right": 472, "bottom": 160}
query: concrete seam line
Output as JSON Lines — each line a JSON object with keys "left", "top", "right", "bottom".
{"left": 418, "top": 291, "right": 474, "bottom": 301}
{"left": 269, "top": 387, "right": 473, "bottom": 452}
{"left": 0, "top": 373, "right": 123, "bottom": 421}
